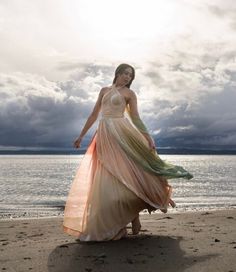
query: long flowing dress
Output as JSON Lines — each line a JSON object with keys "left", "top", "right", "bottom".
{"left": 63, "top": 84, "right": 193, "bottom": 241}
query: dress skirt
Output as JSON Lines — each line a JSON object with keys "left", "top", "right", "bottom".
{"left": 63, "top": 115, "right": 192, "bottom": 241}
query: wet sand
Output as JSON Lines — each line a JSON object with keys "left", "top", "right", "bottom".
{"left": 0, "top": 209, "right": 235, "bottom": 272}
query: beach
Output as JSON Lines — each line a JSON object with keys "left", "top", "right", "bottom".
{"left": 0, "top": 209, "right": 235, "bottom": 272}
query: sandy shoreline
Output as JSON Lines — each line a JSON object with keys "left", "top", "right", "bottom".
{"left": 0, "top": 209, "right": 235, "bottom": 272}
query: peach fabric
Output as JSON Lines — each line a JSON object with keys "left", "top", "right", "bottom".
{"left": 63, "top": 85, "right": 176, "bottom": 241}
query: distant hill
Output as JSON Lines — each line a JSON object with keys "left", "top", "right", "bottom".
{"left": 1, "top": 148, "right": 236, "bottom": 155}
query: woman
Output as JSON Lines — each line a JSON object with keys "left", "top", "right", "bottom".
{"left": 63, "top": 63, "right": 193, "bottom": 242}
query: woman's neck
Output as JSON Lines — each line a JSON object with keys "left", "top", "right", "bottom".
{"left": 114, "top": 82, "right": 126, "bottom": 89}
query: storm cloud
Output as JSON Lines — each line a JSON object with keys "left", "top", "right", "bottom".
{"left": 0, "top": 72, "right": 97, "bottom": 149}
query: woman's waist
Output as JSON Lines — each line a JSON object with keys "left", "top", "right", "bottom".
{"left": 101, "top": 113, "right": 124, "bottom": 118}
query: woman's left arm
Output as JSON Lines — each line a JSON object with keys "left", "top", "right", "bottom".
{"left": 128, "top": 90, "right": 156, "bottom": 151}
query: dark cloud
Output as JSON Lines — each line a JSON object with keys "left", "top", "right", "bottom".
{"left": 149, "top": 87, "right": 236, "bottom": 149}
{"left": 0, "top": 73, "right": 97, "bottom": 149}
{"left": 0, "top": 51, "right": 236, "bottom": 151}
{"left": 136, "top": 42, "right": 236, "bottom": 149}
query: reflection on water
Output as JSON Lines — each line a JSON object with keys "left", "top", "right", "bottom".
{"left": 0, "top": 155, "right": 235, "bottom": 218}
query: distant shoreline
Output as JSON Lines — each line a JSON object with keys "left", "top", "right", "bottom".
{"left": 1, "top": 149, "right": 236, "bottom": 155}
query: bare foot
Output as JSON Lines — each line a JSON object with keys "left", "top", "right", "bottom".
{"left": 131, "top": 216, "right": 141, "bottom": 235}
{"left": 160, "top": 208, "right": 167, "bottom": 213}
{"left": 170, "top": 200, "right": 176, "bottom": 208}
{"left": 112, "top": 227, "right": 127, "bottom": 240}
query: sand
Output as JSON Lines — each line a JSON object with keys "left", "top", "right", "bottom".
{"left": 0, "top": 209, "right": 236, "bottom": 272}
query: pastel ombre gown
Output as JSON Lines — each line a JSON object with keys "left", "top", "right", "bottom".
{"left": 63, "top": 84, "right": 193, "bottom": 241}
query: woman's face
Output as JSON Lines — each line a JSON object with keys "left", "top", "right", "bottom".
{"left": 117, "top": 67, "right": 133, "bottom": 86}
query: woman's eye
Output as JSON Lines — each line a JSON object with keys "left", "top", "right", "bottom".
{"left": 125, "top": 72, "right": 132, "bottom": 77}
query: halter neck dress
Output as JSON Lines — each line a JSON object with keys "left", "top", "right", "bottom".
{"left": 63, "top": 84, "right": 193, "bottom": 241}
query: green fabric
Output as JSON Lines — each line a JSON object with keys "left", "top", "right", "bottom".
{"left": 120, "top": 105, "right": 193, "bottom": 180}
{"left": 109, "top": 119, "right": 193, "bottom": 180}
{"left": 126, "top": 105, "right": 149, "bottom": 134}
{"left": 130, "top": 115, "right": 149, "bottom": 134}
{"left": 120, "top": 133, "right": 193, "bottom": 180}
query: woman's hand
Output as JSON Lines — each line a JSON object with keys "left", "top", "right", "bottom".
{"left": 143, "top": 133, "right": 157, "bottom": 152}
{"left": 74, "top": 137, "right": 82, "bottom": 149}
{"left": 147, "top": 137, "right": 156, "bottom": 151}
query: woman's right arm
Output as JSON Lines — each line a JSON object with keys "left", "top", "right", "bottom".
{"left": 74, "top": 88, "right": 106, "bottom": 148}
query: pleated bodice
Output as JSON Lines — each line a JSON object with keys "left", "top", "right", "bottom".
{"left": 101, "top": 85, "right": 126, "bottom": 118}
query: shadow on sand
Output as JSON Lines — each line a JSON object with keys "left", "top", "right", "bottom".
{"left": 48, "top": 234, "right": 217, "bottom": 272}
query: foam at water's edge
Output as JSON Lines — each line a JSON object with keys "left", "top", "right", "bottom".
{"left": 1, "top": 205, "right": 236, "bottom": 220}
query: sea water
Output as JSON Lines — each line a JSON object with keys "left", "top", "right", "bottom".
{"left": 0, "top": 155, "right": 235, "bottom": 218}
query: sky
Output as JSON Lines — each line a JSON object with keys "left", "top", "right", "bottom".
{"left": 0, "top": 0, "right": 236, "bottom": 151}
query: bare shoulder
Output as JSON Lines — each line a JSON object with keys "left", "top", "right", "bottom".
{"left": 101, "top": 86, "right": 111, "bottom": 90}
{"left": 125, "top": 87, "right": 137, "bottom": 99}
{"left": 99, "top": 86, "right": 110, "bottom": 96}
{"left": 100, "top": 86, "right": 109, "bottom": 93}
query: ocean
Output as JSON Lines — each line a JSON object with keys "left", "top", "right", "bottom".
{"left": 0, "top": 155, "right": 235, "bottom": 219}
